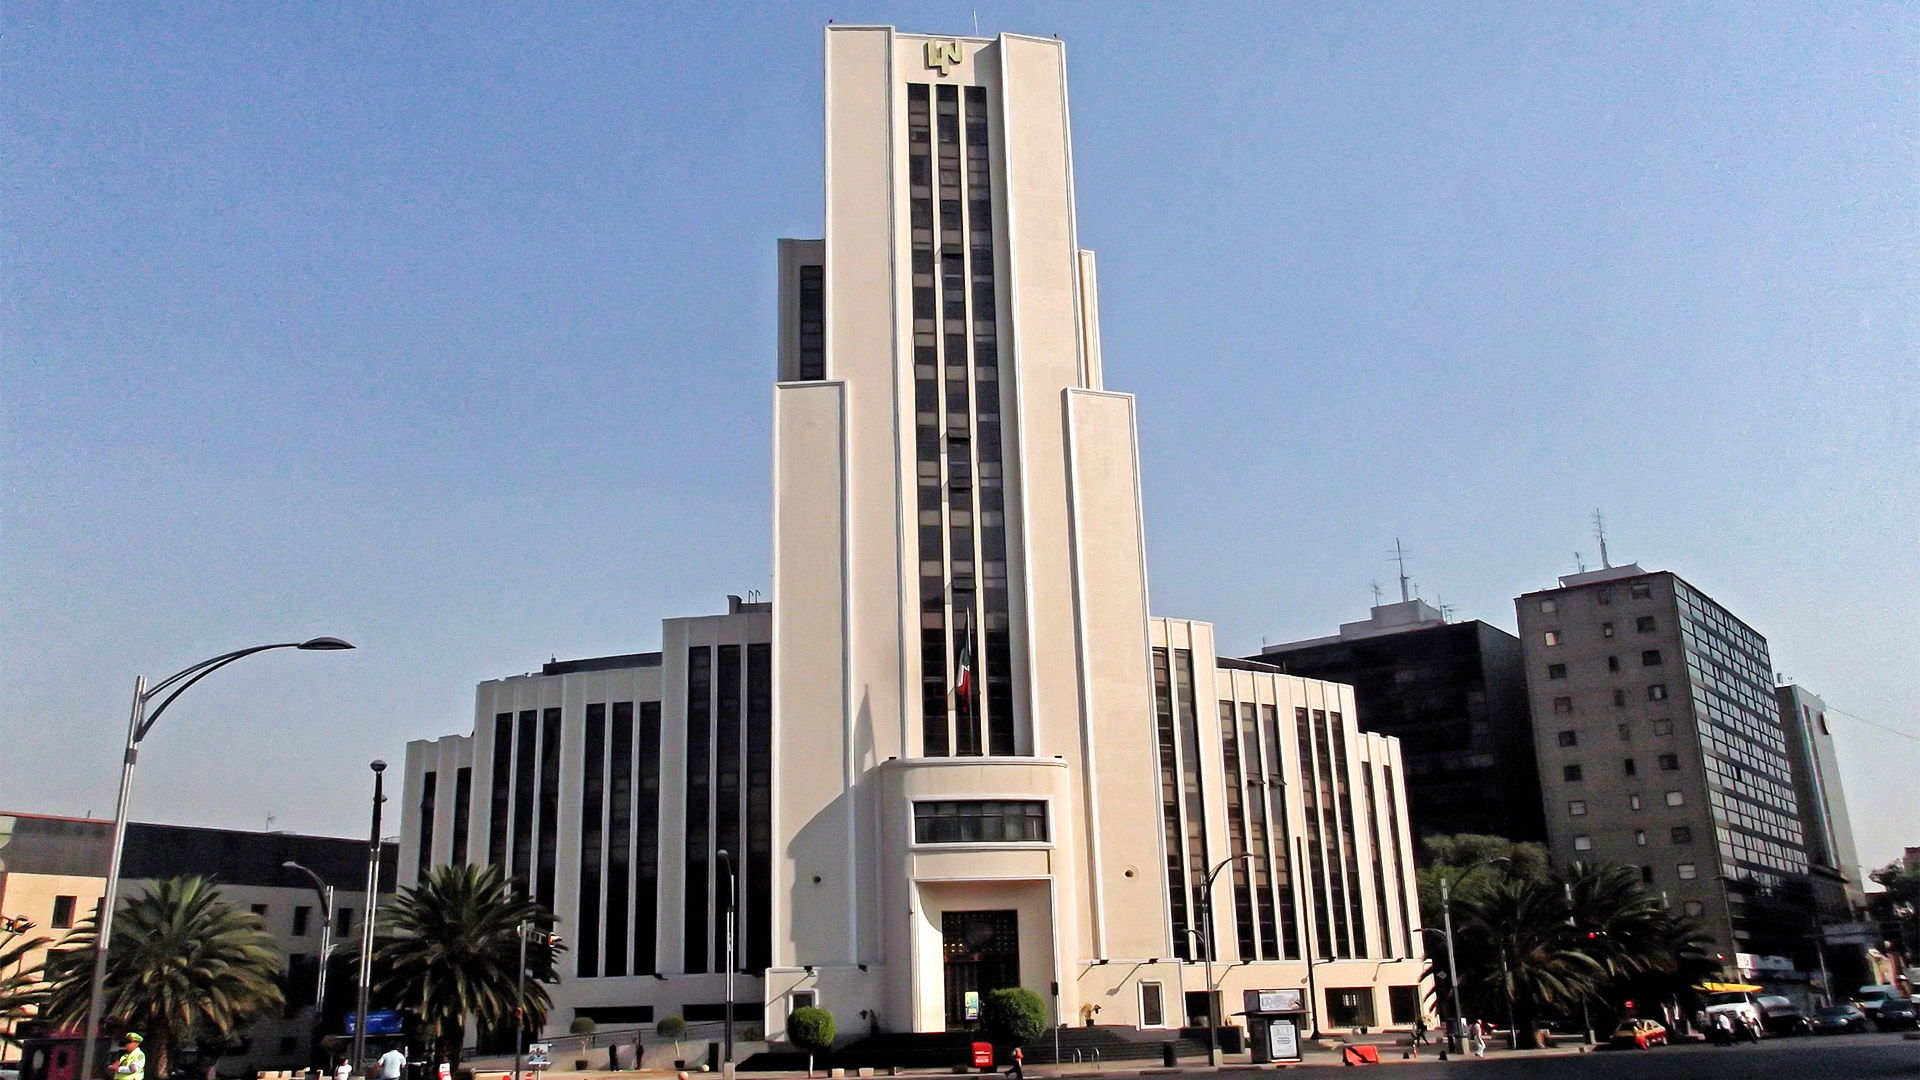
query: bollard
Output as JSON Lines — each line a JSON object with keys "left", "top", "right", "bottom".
{"left": 1161, "top": 1042, "right": 1177, "bottom": 1068}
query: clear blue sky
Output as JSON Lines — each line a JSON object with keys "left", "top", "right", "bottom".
{"left": 5, "top": 3, "right": 1915, "bottom": 875}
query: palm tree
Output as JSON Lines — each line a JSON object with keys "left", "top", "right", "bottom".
{"left": 375, "top": 864, "right": 560, "bottom": 1071}
{"left": 1455, "top": 875, "right": 1601, "bottom": 1047}
{"left": 2, "top": 930, "right": 53, "bottom": 1053}
{"left": 42, "top": 876, "right": 285, "bottom": 1078}
{"left": 1561, "top": 863, "right": 1718, "bottom": 1026}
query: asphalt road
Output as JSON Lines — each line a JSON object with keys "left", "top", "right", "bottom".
{"left": 1230, "top": 1032, "right": 1919, "bottom": 1078}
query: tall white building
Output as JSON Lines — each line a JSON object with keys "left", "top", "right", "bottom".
{"left": 402, "top": 25, "right": 1428, "bottom": 1047}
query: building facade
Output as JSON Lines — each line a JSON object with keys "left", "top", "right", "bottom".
{"left": 1252, "top": 599, "right": 1544, "bottom": 846}
{"left": 401, "top": 25, "right": 1429, "bottom": 1047}
{"left": 1775, "top": 684, "right": 1864, "bottom": 917}
{"left": 0, "top": 812, "right": 393, "bottom": 1072}
{"left": 1515, "top": 565, "right": 1823, "bottom": 995}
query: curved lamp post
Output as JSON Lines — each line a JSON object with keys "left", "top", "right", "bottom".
{"left": 1431, "top": 856, "right": 1509, "bottom": 1055}
{"left": 351, "top": 760, "right": 387, "bottom": 1076}
{"left": 1194, "top": 853, "right": 1252, "bottom": 1065}
{"left": 80, "top": 637, "right": 355, "bottom": 1080}
{"left": 284, "top": 861, "right": 337, "bottom": 1069}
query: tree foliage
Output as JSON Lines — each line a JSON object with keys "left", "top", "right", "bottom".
{"left": 982, "top": 988, "right": 1047, "bottom": 1048}
{"left": 373, "top": 864, "right": 559, "bottom": 1071}
{"left": 0, "top": 931, "right": 52, "bottom": 1049}
{"left": 41, "top": 876, "right": 284, "bottom": 1079}
{"left": 787, "top": 1006, "right": 834, "bottom": 1075}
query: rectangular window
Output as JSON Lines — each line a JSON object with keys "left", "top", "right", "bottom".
{"left": 336, "top": 907, "right": 354, "bottom": 935}
{"left": 1557, "top": 730, "right": 1577, "bottom": 747}
{"left": 1683, "top": 900, "right": 1704, "bottom": 917}
{"left": 1612, "top": 689, "right": 1627, "bottom": 707}
{"left": 634, "top": 702, "right": 665, "bottom": 976}
{"left": 1618, "top": 723, "right": 1632, "bottom": 740}
{"left": 1635, "top": 829, "right": 1647, "bottom": 846}
{"left": 1647, "top": 684, "right": 1667, "bottom": 700}
{"left": 293, "top": 905, "right": 311, "bottom": 936}
{"left": 1388, "top": 985, "right": 1421, "bottom": 1025}
{"left": 1636, "top": 615, "right": 1656, "bottom": 631}
{"left": 790, "top": 991, "right": 817, "bottom": 1013}
{"left": 1642, "top": 649, "right": 1663, "bottom": 666}
{"left": 746, "top": 642, "right": 773, "bottom": 972}
{"left": 577, "top": 702, "right": 606, "bottom": 978}
{"left": 1326, "top": 988, "right": 1376, "bottom": 1029}
{"left": 1568, "top": 800, "right": 1587, "bottom": 817}
{"left": 912, "top": 800, "right": 1049, "bottom": 843}
{"left": 1563, "top": 764, "right": 1583, "bottom": 782}
{"left": 51, "top": 895, "right": 76, "bottom": 929}
{"left": 1547, "top": 663, "right": 1567, "bottom": 679}
{"left": 1544, "top": 631, "right": 1562, "bottom": 646}
{"left": 1553, "top": 696, "right": 1573, "bottom": 713}
{"left": 511, "top": 708, "right": 538, "bottom": 884}
{"left": 451, "top": 765, "right": 472, "bottom": 866}
{"left": 1140, "top": 982, "right": 1165, "bottom": 1027}
{"left": 1677, "top": 863, "right": 1698, "bottom": 880}
{"left": 684, "top": 646, "right": 713, "bottom": 974}
{"left": 1665, "top": 790, "right": 1685, "bottom": 806}
{"left": 1641, "top": 865, "right": 1655, "bottom": 883}
{"left": 1151, "top": 648, "right": 1192, "bottom": 958}
{"left": 1630, "top": 583, "right": 1652, "bottom": 599}
{"left": 1574, "top": 835, "right": 1593, "bottom": 852}
{"left": 1623, "top": 758, "right": 1637, "bottom": 776}
{"left": 417, "top": 770, "right": 438, "bottom": 878}
{"left": 712, "top": 644, "right": 742, "bottom": 968}
{"left": 1539, "top": 599, "right": 1557, "bottom": 613}
{"left": 1602, "top": 622, "right": 1615, "bottom": 637}
{"left": 487, "top": 712, "right": 513, "bottom": 867}
{"left": 796, "top": 264, "right": 825, "bottom": 380}
{"left": 1597, "top": 588, "right": 1613, "bottom": 605}
{"left": 251, "top": 903, "right": 268, "bottom": 917}
{"left": 1658, "top": 753, "right": 1679, "bottom": 771}
{"left": 1652, "top": 719, "right": 1674, "bottom": 735}
{"left": 1607, "top": 655, "right": 1620, "bottom": 672}
{"left": 1630, "top": 794, "right": 1643, "bottom": 810}
{"left": 1671, "top": 826, "right": 1692, "bottom": 844}
{"left": 535, "top": 707, "right": 562, "bottom": 908}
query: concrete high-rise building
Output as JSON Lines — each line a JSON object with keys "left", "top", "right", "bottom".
{"left": 1516, "top": 565, "right": 1823, "bottom": 996}
{"left": 403, "top": 25, "right": 1429, "bottom": 1049}
{"left": 1775, "top": 684, "right": 1864, "bottom": 915}
{"left": 1252, "top": 599, "right": 1544, "bottom": 846}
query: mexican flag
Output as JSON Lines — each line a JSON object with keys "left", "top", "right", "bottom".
{"left": 955, "top": 610, "right": 975, "bottom": 709}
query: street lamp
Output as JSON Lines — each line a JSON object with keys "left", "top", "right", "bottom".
{"left": 1561, "top": 881, "right": 1596, "bottom": 1046}
{"left": 1194, "top": 853, "right": 1252, "bottom": 1066}
{"left": 351, "top": 761, "right": 387, "bottom": 1076}
{"left": 80, "top": 637, "right": 355, "bottom": 1080}
{"left": 283, "top": 861, "right": 337, "bottom": 1068}
{"left": 1433, "top": 856, "right": 1508, "bottom": 1055}
{"left": 717, "top": 849, "right": 737, "bottom": 1079}
{"left": 512, "top": 922, "right": 562, "bottom": 1080}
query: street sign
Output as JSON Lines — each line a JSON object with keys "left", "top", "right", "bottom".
{"left": 964, "top": 991, "right": 981, "bottom": 1021}
{"left": 344, "top": 1011, "right": 404, "bottom": 1036}
{"left": 526, "top": 1044, "right": 551, "bottom": 1071}
{"left": 1266, "top": 1018, "right": 1300, "bottom": 1063}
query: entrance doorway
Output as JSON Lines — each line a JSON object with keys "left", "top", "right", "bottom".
{"left": 942, "top": 910, "right": 1020, "bottom": 1031}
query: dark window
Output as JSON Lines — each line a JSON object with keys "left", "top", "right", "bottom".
{"left": 713, "top": 644, "right": 742, "bottom": 968}
{"left": 487, "top": 712, "right": 513, "bottom": 866}
{"left": 1557, "top": 730, "right": 1577, "bottom": 747}
{"left": 1671, "top": 826, "right": 1693, "bottom": 844}
{"left": 1326, "top": 988, "right": 1376, "bottom": 1029}
{"left": 1563, "top": 764, "right": 1584, "bottom": 782}
{"left": 605, "top": 702, "right": 634, "bottom": 977}
{"left": 577, "top": 703, "right": 606, "bottom": 978}
{"left": 1641, "top": 865, "right": 1655, "bottom": 883}
{"left": 335, "top": 907, "right": 354, "bottom": 935}
{"left": 1607, "top": 655, "right": 1620, "bottom": 672}
{"left": 746, "top": 642, "right": 773, "bottom": 971}
{"left": 1648, "top": 684, "right": 1668, "bottom": 701}
{"left": 511, "top": 709, "right": 538, "bottom": 887}
{"left": 1642, "top": 649, "right": 1662, "bottom": 666}
{"left": 1597, "top": 588, "right": 1613, "bottom": 605}
{"left": 1602, "top": 622, "right": 1615, "bottom": 638}
{"left": 684, "top": 647, "right": 712, "bottom": 973}
{"left": 51, "top": 895, "right": 76, "bottom": 929}
{"left": 796, "top": 264, "right": 825, "bottom": 380}
{"left": 1152, "top": 648, "right": 1192, "bottom": 958}
{"left": 1176, "top": 651, "right": 1214, "bottom": 957}
{"left": 1623, "top": 758, "right": 1637, "bottom": 776}
{"left": 1636, "top": 616, "right": 1656, "bottom": 632}
{"left": 1220, "top": 702, "right": 1255, "bottom": 959}
{"left": 416, "top": 770, "right": 438, "bottom": 878}
{"left": 1547, "top": 663, "right": 1567, "bottom": 679}
{"left": 1631, "top": 583, "right": 1652, "bottom": 599}
{"left": 1613, "top": 689, "right": 1627, "bottom": 707}
{"left": 451, "top": 766, "right": 472, "bottom": 866}
{"left": 913, "top": 800, "right": 1049, "bottom": 843}
{"left": 251, "top": 903, "right": 268, "bottom": 917}
{"left": 1553, "top": 696, "right": 1574, "bottom": 713}
{"left": 1141, "top": 983, "right": 1165, "bottom": 1027}
{"left": 1388, "top": 985, "right": 1421, "bottom": 1025}
{"left": 293, "top": 905, "right": 311, "bottom": 936}
{"left": 1659, "top": 753, "right": 1680, "bottom": 771}
{"left": 535, "top": 707, "right": 562, "bottom": 908}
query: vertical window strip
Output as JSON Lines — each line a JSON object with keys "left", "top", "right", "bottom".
{"left": 1384, "top": 765, "right": 1414, "bottom": 959}
{"left": 1219, "top": 701, "right": 1255, "bottom": 960}
{"left": 1239, "top": 703, "right": 1278, "bottom": 960}
{"left": 1295, "top": 707, "right": 1333, "bottom": 958}
{"left": 1174, "top": 650, "right": 1212, "bottom": 958}
{"left": 796, "top": 264, "right": 824, "bottom": 380}
{"left": 714, "top": 644, "right": 742, "bottom": 966}
{"left": 1261, "top": 704, "right": 1298, "bottom": 959}
{"left": 635, "top": 701, "right": 662, "bottom": 976}
{"left": 605, "top": 703, "right": 633, "bottom": 977}
{"left": 416, "top": 771, "right": 437, "bottom": 879}
{"left": 451, "top": 766, "right": 472, "bottom": 867}
{"left": 745, "top": 643, "right": 773, "bottom": 972}
{"left": 909, "top": 82, "right": 949, "bottom": 758}
{"left": 577, "top": 704, "right": 606, "bottom": 978}
{"left": 684, "top": 649, "right": 712, "bottom": 973}
{"left": 536, "top": 707, "right": 562, "bottom": 909}
{"left": 511, "top": 710, "right": 538, "bottom": 892}
{"left": 1327, "top": 711, "right": 1368, "bottom": 957}
{"left": 487, "top": 713, "right": 513, "bottom": 867}
{"left": 965, "top": 83, "right": 1013, "bottom": 757}
{"left": 1153, "top": 648, "right": 1192, "bottom": 958}
{"left": 1361, "top": 765, "right": 1391, "bottom": 963}
{"left": 1312, "top": 708, "right": 1352, "bottom": 956}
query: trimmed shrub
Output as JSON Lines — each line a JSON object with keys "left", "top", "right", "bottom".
{"left": 788, "top": 1007, "right": 835, "bottom": 1075}
{"left": 569, "top": 1017, "right": 598, "bottom": 1035}
{"left": 983, "top": 988, "right": 1047, "bottom": 1048}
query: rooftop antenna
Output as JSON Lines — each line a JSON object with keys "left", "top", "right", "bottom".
{"left": 265, "top": 815, "right": 275, "bottom": 832}
{"left": 973, "top": 10, "right": 981, "bottom": 35}
{"left": 1439, "top": 600, "right": 1457, "bottom": 622}
{"left": 1593, "top": 509, "right": 1612, "bottom": 569}
{"left": 1574, "top": 551, "right": 1587, "bottom": 573}
{"left": 1370, "top": 581, "right": 1384, "bottom": 606}
{"left": 1390, "top": 539, "right": 1412, "bottom": 603}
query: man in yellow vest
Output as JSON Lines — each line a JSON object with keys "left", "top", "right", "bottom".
{"left": 112, "top": 1033, "right": 146, "bottom": 1080}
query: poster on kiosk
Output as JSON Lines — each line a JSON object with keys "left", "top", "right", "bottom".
{"left": 1241, "top": 989, "right": 1304, "bottom": 1065}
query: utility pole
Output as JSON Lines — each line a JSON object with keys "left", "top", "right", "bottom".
{"left": 351, "top": 761, "right": 386, "bottom": 1075}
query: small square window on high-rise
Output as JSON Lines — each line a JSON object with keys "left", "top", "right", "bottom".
{"left": 1642, "top": 649, "right": 1663, "bottom": 666}
{"left": 1548, "top": 663, "right": 1567, "bottom": 679}
{"left": 1602, "top": 621, "right": 1615, "bottom": 637}
{"left": 1613, "top": 689, "right": 1626, "bottom": 707}
{"left": 1635, "top": 829, "right": 1647, "bottom": 846}
{"left": 1607, "top": 655, "right": 1620, "bottom": 672}
{"left": 1631, "top": 583, "right": 1653, "bottom": 599}
{"left": 1574, "top": 835, "right": 1593, "bottom": 852}
{"left": 1623, "top": 758, "right": 1637, "bottom": 776}
{"left": 1676, "top": 863, "right": 1698, "bottom": 880}
{"left": 1658, "top": 753, "right": 1679, "bottom": 771}
{"left": 1630, "top": 793, "right": 1643, "bottom": 810}
{"left": 1544, "top": 631, "right": 1563, "bottom": 646}
{"left": 1636, "top": 615, "right": 1656, "bottom": 632}
{"left": 1568, "top": 799, "right": 1587, "bottom": 817}
{"left": 1647, "top": 684, "right": 1668, "bottom": 701}
{"left": 1671, "top": 826, "right": 1692, "bottom": 844}
{"left": 1540, "top": 599, "right": 1558, "bottom": 614}
{"left": 1665, "top": 790, "right": 1685, "bottom": 807}
{"left": 1553, "top": 696, "right": 1574, "bottom": 713}
{"left": 1557, "top": 730, "right": 1578, "bottom": 747}
{"left": 1653, "top": 719, "right": 1674, "bottom": 735}
{"left": 51, "top": 895, "right": 76, "bottom": 929}
{"left": 1683, "top": 900, "right": 1705, "bottom": 917}
{"left": 1563, "top": 764, "right": 1584, "bottom": 782}
{"left": 1618, "top": 722, "right": 1632, "bottom": 740}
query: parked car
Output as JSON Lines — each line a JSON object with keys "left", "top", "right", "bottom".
{"left": 1872, "top": 997, "right": 1918, "bottom": 1031}
{"left": 1853, "top": 984, "right": 1906, "bottom": 1017}
{"left": 1809, "top": 1005, "right": 1869, "bottom": 1034}
{"left": 1611, "top": 1018, "right": 1669, "bottom": 1049}
{"left": 1756, "top": 994, "right": 1812, "bottom": 1035}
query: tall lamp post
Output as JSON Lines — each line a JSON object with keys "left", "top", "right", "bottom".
{"left": 80, "top": 637, "right": 354, "bottom": 1080}
{"left": 283, "top": 861, "right": 337, "bottom": 1068}
{"left": 1195, "top": 853, "right": 1251, "bottom": 1066}
{"left": 1433, "top": 857, "right": 1508, "bottom": 1055}
{"left": 717, "top": 850, "right": 737, "bottom": 1079}
{"left": 351, "top": 761, "right": 387, "bottom": 1077}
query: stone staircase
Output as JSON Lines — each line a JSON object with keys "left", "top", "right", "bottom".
{"left": 739, "top": 1027, "right": 1214, "bottom": 1072}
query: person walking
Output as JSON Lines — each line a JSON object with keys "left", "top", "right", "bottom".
{"left": 1412, "top": 1017, "right": 1428, "bottom": 1046}
{"left": 111, "top": 1034, "right": 145, "bottom": 1080}
{"left": 1004, "top": 1046, "right": 1024, "bottom": 1080}
{"left": 1470, "top": 1019, "right": 1488, "bottom": 1058}
{"left": 377, "top": 1046, "right": 407, "bottom": 1080}
{"left": 335, "top": 1059, "right": 352, "bottom": 1080}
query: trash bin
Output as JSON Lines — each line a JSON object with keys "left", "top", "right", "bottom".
{"left": 1218, "top": 1027, "right": 1244, "bottom": 1054}
{"left": 1161, "top": 1042, "right": 1177, "bottom": 1067}
{"left": 971, "top": 1043, "right": 993, "bottom": 1073}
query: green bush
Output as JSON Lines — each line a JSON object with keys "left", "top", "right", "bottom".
{"left": 788, "top": 1007, "right": 835, "bottom": 1053}
{"left": 656, "top": 1016, "right": 688, "bottom": 1041}
{"left": 569, "top": 1017, "right": 598, "bottom": 1035}
{"left": 982, "top": 988, "right": 1047, "bottom": 1047}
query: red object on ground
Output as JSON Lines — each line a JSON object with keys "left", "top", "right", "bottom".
{"left": 971, "top": 1042, "right": 994, "bottom": 1069}
{"left": 1341, "top": 1043, "right": 1380, "bottom": 1065}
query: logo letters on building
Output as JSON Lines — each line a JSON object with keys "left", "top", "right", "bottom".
{"left": 925, "top": 40, "right": 962, "bottom": 75}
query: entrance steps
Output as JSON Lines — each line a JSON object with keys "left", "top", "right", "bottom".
{"left": 739, "top": 1028, "right": 1211, "bottom": 1071}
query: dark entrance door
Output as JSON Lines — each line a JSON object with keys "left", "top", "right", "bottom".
{"left": 942, "top": 910, "right": 1020, "bottom": 1032}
